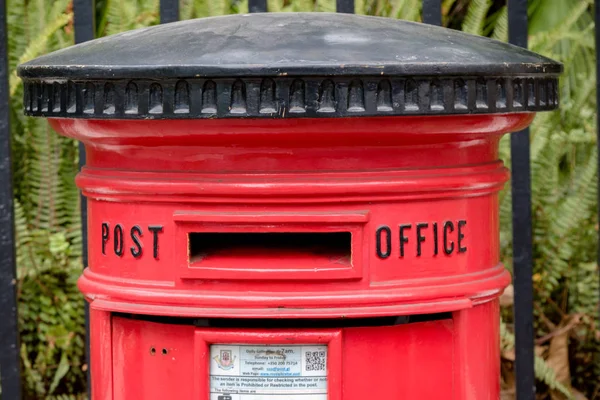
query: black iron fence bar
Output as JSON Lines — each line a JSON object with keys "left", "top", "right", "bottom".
{"left": 594, "top": 0, "right": 600, "bottom": 314}
{"left": 0, "top": 0, "right": 21, "bottom": 398}
{"left": 249, "top": 0, "right": 268, "bottom": 13}
{"left": 422, "top": 0, "right": 442, "bottom": 26}
{"left": 73, "top": 0, "right": 95, "bottom": 398}
{"left": 508, "top": 0, "right": 535, "bottom": 399}
{"left": 336, "top": 0, "right": 354, "bottom": 13}
{"left": 160, "top": 0, "right": 179, "bottom": 24}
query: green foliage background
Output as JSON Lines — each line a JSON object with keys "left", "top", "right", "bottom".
{"left": 4, "top": 0, "right": 599, "bottom": 398}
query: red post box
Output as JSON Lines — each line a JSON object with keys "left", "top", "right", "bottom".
{"left": 19, "top": 13, "right": 561, "bottom": 400}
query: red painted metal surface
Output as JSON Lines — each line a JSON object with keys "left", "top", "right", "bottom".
{"left": 110, "top": 317, "right": 454, "bottom": 399}
{"left": 49, "top": 114, "right": 531, "bottom": 399}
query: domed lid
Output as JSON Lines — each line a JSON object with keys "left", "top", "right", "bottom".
{"left": 18, "top": 12, "right": 562, "bottom": 119}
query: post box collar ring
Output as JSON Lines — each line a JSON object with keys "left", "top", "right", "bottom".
{"left": 18, "top": 13, "right": 562, "bottom": 120}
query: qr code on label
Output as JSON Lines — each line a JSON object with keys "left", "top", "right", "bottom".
{"left": 305, "top": 350, "right": 326, "bottom": 371}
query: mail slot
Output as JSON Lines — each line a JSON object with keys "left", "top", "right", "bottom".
{"left": 187, "top": 231, "right": 352, "bottom": 268}
{"left": 19, "top": 12, "right": 561, "bottom": 400}
{"left": 174, "top": 211, "right": 368, "bottom": 280}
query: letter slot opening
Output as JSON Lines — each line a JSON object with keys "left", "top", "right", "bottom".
{"left": 188, "top": 231, "right": 352, "bottom": 271}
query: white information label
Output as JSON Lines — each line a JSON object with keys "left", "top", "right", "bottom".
{"left": 209, "top": 344, "right": 328, "bottom": 400}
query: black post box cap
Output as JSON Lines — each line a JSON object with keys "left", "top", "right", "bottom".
{"left": 18, "top": 12, "right": 562, "bottom": 119}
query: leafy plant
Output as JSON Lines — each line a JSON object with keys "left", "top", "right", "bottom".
{"left": 6, "top": 0, "right": 86, "bottom": 398}
{"left": 496, "top": 0, "right": 599, "bottom": 397}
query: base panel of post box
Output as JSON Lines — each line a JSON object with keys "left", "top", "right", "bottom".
{"left": 90, "top": 300, "right": 500, "bottom": 400}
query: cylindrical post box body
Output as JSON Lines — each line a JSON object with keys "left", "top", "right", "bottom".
{"left": 19, "top": 13, "right": 561, "bottom": 400}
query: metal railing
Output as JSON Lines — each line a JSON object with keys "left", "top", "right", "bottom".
{"left": 0, "top": 0, "right": 20, "bottom": 397}
{"left": 0, "top": 1, "right": 597, "bottom": 399}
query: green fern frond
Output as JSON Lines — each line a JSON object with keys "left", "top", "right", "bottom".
{"left": 534, "top": 356, "right": 574, "bottom": 399}
{"left": 9, "top": 13, "right": 72, "bottom": 97}
{"left": 181, "top": 0, "right": 195, "bottom": 19}
{"left": 354, "top": 0, "right": 366, "bottom": 14}
{"left": 501, "top": 320, "right": 574, "bottom": 398}
{"left": 233, "top": 0, "right": 249, "bottom": 13}
{"left": 391, "top": 0, "right": 421, "bottom": 21}
{"left": 47, "top": 395, "right": 87, "bottom": 400}
{"left": 7, "top": 0, "right": 27, "bottom": 72}
{"left": 208, "top": 0, "right": 231, "bottom": 15}
{"left": 267, "top": 0, "right": 284, "bottom": 12}
{"left": 529, "top": 0, "right": 593, "bottom": 50}
{"left": 491, "top": 6, "right": 508, "bottom": 42}
{"left": 316, "top": 0, "right": 336, "bottom": 12}
{"left": 461, "top": 0, "right": 491, "bottom": 35}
